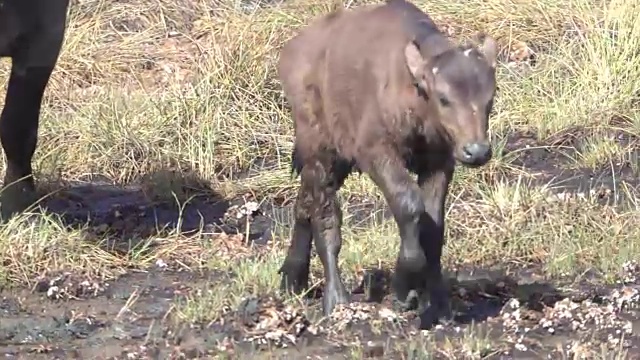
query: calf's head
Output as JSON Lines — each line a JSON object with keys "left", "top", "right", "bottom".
{"left": 405, "top": 33, "right": 498, "bottom": 167}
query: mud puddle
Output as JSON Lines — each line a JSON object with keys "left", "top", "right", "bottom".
{"left": 39, "top": 179, "right": 231, "bottom": 237}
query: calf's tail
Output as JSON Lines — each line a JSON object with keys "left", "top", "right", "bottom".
{"left": 290, "top": 144, "right": 304, "bottom": 178}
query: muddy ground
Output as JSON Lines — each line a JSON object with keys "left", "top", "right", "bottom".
{"left": 1, "top": 132, "right": 639, "bottom": 359}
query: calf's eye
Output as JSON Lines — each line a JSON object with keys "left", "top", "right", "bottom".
{"left": 438, "top": 94, "right": 450, "bottom": 107}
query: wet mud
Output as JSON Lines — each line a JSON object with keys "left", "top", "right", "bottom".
{"left": 1, "top": 264, "right": 639, "bottom": 358}
{"left": 498, "top": 126, "right": 640, "bottom": 201}
{"left": 0, "top": 130, "right": 639, "bottom": 358}
{"left": 0, "top": 271, "right": 221, "bottom": 358}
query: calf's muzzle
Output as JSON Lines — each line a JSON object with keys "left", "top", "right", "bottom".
{"left": 461, "top": 141, "right": 492, "bottom": 166}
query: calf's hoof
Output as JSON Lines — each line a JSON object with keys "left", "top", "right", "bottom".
{"left": 392, "top": 254, "right": 428, "bottom": 308}
{"left": 0, "top": 181, "right": 37, "bottom": 222}
{"left": 392, "top": 289, "right": 420, "bottom": 312}
{"left": 418, "top": 287, "right": 453, "bottom": 330}
{"left": 278, "top": 260, "right": 310, "bottom": 295}
{"left": 322, "top": 282, "right": 350, "bottom": 316}
{"left": 418, "top": 300, "right": 453, "bottom": 330}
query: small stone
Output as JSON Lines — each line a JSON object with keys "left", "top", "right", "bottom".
{"left": 378, "top": 307, "right": 397, "bottom": 322}
{"left": 515, "top": 343, "right": 527, "bottom": 352}
{"left": 364, "top": 341, "right": 385, "bottom": 358}
{"left": 34, "top": 279, "right": 50, "bottom": 293}
{"left": 47, "top": 286, "right": 60, "bottom": 299}
{"left": 155, "top": 258, "right": 168, "bottom": 269}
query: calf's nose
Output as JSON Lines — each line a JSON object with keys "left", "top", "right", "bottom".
{"left": 462, "top": 142, "right": 492, "bottom": 165}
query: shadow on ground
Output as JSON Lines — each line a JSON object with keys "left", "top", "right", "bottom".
{"left": 323, "top": 266, "right": 567, "bottom": 327}
{"left": 13, "top": 128, "right": 639, "bottom": 255}
{"left": 29, "top": 169, "right": 231, "bottom": 240}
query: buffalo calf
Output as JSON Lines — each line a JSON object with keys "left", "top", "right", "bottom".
{"left": 277, "top": 0, "right": 498, "bottom": 329}
{"left": 0, "top": 0, "right": 70, "bottom": 220}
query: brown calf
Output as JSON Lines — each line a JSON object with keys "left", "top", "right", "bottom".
{"left": 277, "top": 0, "right": 498, "bottom": 329}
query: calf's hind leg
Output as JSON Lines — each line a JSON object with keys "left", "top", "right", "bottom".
{"left": 311, "top": 154, "right": 352, "bottom": 315}
{"left": 281, "top": 151, "right": 351, "bottom": 315}
{"left": 279, "top": 183, "right": 315, "bottom": 295}
{"left": 278, "top": 110, "right": 318, "bottom": 295}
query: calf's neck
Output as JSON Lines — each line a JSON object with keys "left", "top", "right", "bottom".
{"left": 277, "top": 0, "right": 498, "bottom": 329}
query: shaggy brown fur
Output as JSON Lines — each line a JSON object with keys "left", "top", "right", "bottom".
{"left": 0, "top": 0, "right": 70, "bottom": 220}
{"left": 277, "top": 0, "right": 499, "bottom": 329}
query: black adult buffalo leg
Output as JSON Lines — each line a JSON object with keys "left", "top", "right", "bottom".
{"left": 414, "top": 162, "right": 455, "bottom": 329}
{"left": 0, "top": 0, "right": 69, "bottom": 221}
{"left": 0, "top": 65, "right": 56, "bottom": 220}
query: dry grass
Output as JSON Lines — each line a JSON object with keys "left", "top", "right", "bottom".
{"left": 0, "top": 0, "right": 639, "bottom": 356}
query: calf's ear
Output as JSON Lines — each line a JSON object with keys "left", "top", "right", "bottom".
{"left": 404, "top": 40, "right": 426, "bottom": 80}
{"left": 474, "top": 32, "right": 498, "bottom": 68}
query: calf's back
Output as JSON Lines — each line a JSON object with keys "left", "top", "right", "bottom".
{"left": 278, "top": 1, "right": 455, "bottom": 163}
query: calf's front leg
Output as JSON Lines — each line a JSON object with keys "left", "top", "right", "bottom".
{"left": 364, "top": 153, "right": 454, "bottom": 329}
{"left": 362, "top": 154, "right": 428, "bottom": 310}
{"left": 415, "top": 163, "right": 455, "bottom": 329}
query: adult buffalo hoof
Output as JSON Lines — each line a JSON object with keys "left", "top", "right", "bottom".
{"left": 0, "top": 180, "right": 37, "bottom": 221}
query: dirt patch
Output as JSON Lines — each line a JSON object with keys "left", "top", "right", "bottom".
{"left": 497, "top": 128, "right": 639, "bottom": 203}
{"left": 1, "top": 264, "right": 639, "bottom": 358}
{"left": 0, "top": 270, "right": 222, "bottom": 358}
{"left": 3, "top": 181, "right": 636, "bottom": 359}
